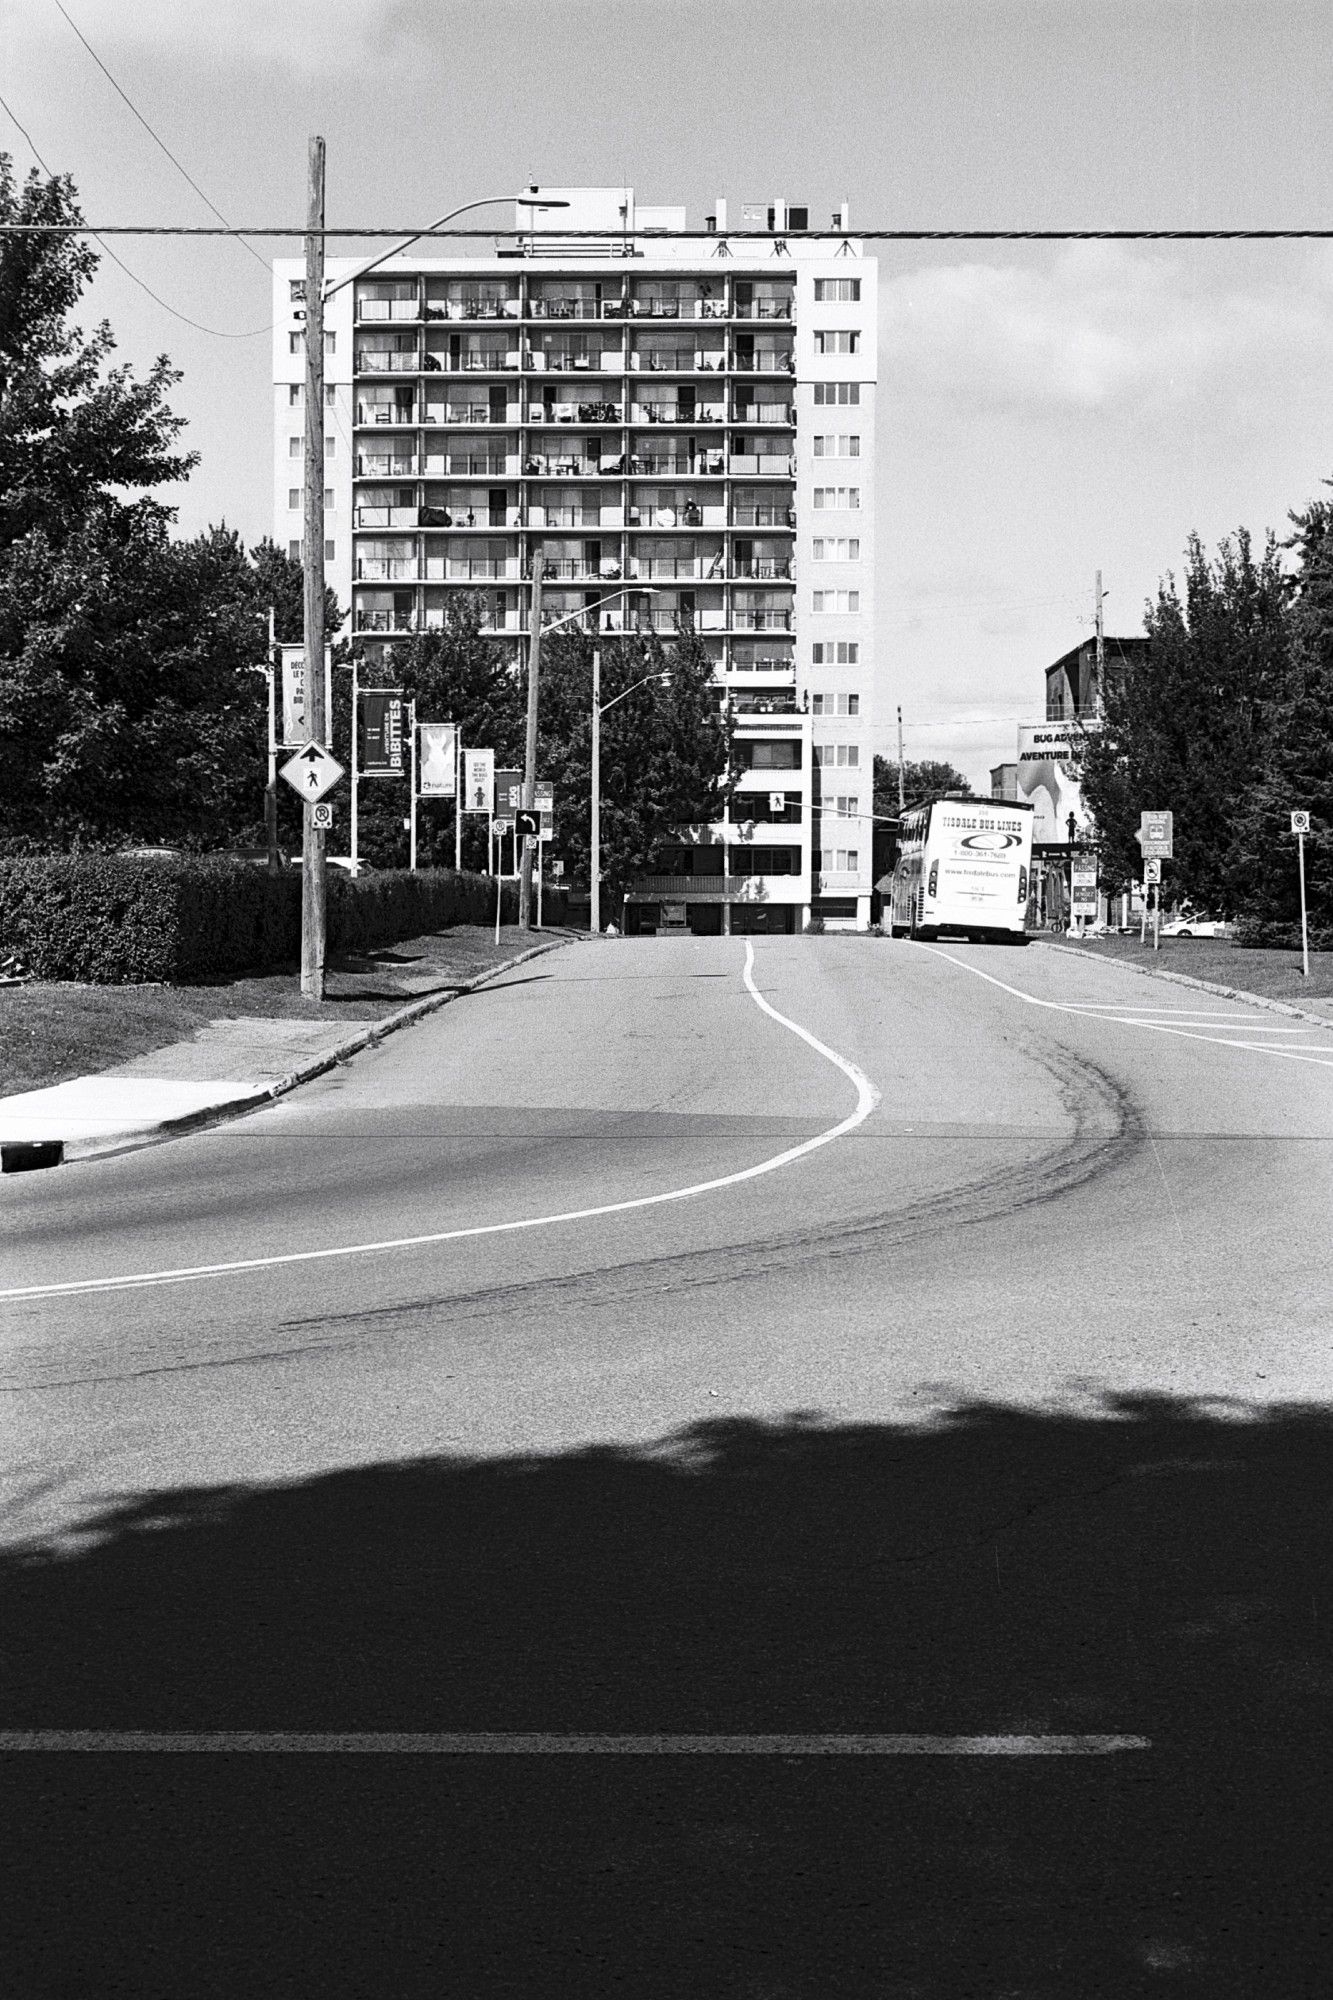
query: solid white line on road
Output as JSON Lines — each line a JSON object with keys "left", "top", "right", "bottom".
{"left": 919, "top": 948, "right": 1333, "bottom": 1067}
{"left": 0, "top": 943, "right": 880, "bottom": 1304}
{"left": 0, "top": 1731, "right": 1150, "bottom": 1756}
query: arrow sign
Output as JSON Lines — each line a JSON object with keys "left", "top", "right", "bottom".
{"left": 279, "top": 740, "right": 346, "bottom": 804}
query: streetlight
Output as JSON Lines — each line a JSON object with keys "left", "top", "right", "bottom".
{"left": 535, "top": 587, "right": 664, "bottom": 935}
{"left": 322, "top": 187, "right": 570, "bottom": 302}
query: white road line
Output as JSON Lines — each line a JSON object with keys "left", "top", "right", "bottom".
{"left": 0, "top": 1730, "right": 1149, "bottom": 1756}
{"left": 920, "top": 948, "right": 1333, "bottom": 1066}
{"left": 0, "top": 943, "right": 880, "bottom": 1305}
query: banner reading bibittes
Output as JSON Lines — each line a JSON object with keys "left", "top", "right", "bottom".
{"left": 360, "top": 691, "right": 405, "bottom": 778}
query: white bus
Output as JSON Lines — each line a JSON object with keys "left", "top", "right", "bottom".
{"left": 888, "top": 795, "right": 1034, "bottom": 943}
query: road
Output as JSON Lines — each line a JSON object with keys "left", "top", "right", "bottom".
{"left": 4, "top": 934, "right": 1332, "bottom": 1995}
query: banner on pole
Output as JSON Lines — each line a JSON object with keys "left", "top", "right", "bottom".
{"left": 418, "top": 722, "right": 458, "bottom": 798}
{"left": 494, "top": 767, "right": 523, "bottom": 814}
{"left": 279, "top": 645, "right": 333, "bottom": 748}
{"left": 462, "top": 748, "right": 494, "bottom": 813}
{"left": 360, "top": 691, "right": 406, "bottom": 778}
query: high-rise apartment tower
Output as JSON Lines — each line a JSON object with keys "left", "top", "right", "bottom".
{"left": 272, "top": 188, "right": 875, "bottom": 930}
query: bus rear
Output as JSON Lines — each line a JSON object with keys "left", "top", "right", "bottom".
{"left": 891, "top": 796, "right": 1034, "bottom": 943}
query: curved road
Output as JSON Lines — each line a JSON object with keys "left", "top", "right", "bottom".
{"left": 4, "top": 934, "right": 1333, "bottom": 1994}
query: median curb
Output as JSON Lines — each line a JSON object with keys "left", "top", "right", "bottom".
{"left": 1033, "top": 939, "right": 1333, "bottom": 1029}
{"left": 0, "top": 935, "right": 578, "bottom": 1175}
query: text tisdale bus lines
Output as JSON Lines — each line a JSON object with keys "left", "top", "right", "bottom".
{"left": 889, "top": 796, "right": 1035, "bottom": 944}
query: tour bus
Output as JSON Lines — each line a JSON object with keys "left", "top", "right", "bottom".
{"left": 889, "top": 795, "right": 1035, "bottom": 943}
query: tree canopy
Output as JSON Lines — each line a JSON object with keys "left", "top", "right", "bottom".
{"left": 872, "top": 756, "right": 972, "bottom": 820}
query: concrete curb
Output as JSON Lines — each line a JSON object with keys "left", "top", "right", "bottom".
{"left": 0, "top": 935, "right": 578, "bottom": 1174}
{"left": 1033, "top": 939, "right": 1333, "bottom": 1029}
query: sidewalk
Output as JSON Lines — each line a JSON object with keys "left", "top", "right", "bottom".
{"left": 0, "top": 931, "right": 576, "bottom": 1173}
{"left": 1035, "top": 937, "right": 1333, "bottom": 1025}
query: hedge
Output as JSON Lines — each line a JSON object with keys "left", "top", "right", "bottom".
{"left": 0, "top": 856, "right": 557, "bottom": 984}
{"left": 1233, "top": 916, "right": 1333, "bottom": 953}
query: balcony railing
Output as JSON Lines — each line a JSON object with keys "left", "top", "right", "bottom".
{"left": 355, "top": 609, "right": 416, "bottom": 633}
{"left": 732, "top": 403, "right": 794, "bottom": 425}
{"left": 529, "top": 400, "right": 624, "bottom": 424}
{"left": 356, "top": 455, "right": 418, "bottom": 477}
{"left": 629, "top": 350, "right": 724, "bottom": 372}
{"left": 356, "top": 351, "right": 421, "bottom": 373}
{"left": 633, "top": 557, "right": 721, "bottom": 581}
{"left": 732, "top": 507, "right": 795, "bottom": 528}
{"left": 357, "top": 299, "right": 420, "bottom": 322}
{"left": 424, "top": 558, "right": 517, "bottom": 581}
{"left": 733, "top": 558, "right": 792, "bottom": 580}
{"left": 357, "top": 558, "right": 418, "bottom": 581}
{"left": 729, "top": 454, "right": 795, "bottom": 476}
{"left": 533, "top": 509, "right": 604, "bottom": 529}
{"left": 438, "top": 454, "right": 513, "bottom": 475}
{"left": 357, "top": 405, "right": 416, "bottom": 426}
{"left": 734, "top": 610, "right": 793, "bottom": 631}
{"left": 425, "top": 299, "right": 517, "bottom": 321}
{"left": 526, "top": 297, "right": 608, "bottom": 320}
{"left": 526, "top": 350, "right": 620, "bottom": 371}
{"left": 731, "top": 352, "right": 795, "bottom": 373}
{"left": 539, "top": 559, "right": 624, "bottom": 582}
{"left": 632, "top": 403, "right": 726, "bottom": 425}
{"left": 735, "top": 299, "right": 794, "bottom": 320}
{"left": 438, "top": 403, "right": 505, "bottom": 423}
{"left": 442, "top": 350, "right": 517, "bottom": 371}
{"left": 523, "top": 456, "right": 600, "bottom": 477}
{"left": 356, "top": 506, "right": 419, "bottom": 528}
{"left": 724, "top": 654, "right": 795, "bottom": 674}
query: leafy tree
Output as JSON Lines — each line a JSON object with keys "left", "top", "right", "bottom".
{"left": 1081, "top": 529, "right": 1290, "bottom": 910}
{"left": 872, "top": 756, "right": 971, "bottom": 818}
{"left": 1238, "top": 485, "right": 1333, "bottom": 927}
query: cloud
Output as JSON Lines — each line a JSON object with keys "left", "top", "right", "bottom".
{"left": 7, "top": 0, "right": 416, "bottom": 73}
{"left": 881, "top": 242, "right": 1333, "bottom": 422}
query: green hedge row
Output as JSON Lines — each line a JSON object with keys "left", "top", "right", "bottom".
{"left": 1233, "top": 916, "right": 1333, "bottom": 953}
{"left": 0, "top": 857, "right": 561, "bottom": 984}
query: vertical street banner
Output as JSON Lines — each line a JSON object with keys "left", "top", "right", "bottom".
{"left": 418, "top": 722, "right": 458, "bottom": 798}
{"left": 462, "top": 748, "right": 494, "bottom": 813}
{"left": 279, "top": 645, "right": 333, "bottom": 748}
{"left": 494, "top": 767, "right": 523, "bottom": 814}
{"left": 360, "top": 691, "right": 405, "bottom": 778}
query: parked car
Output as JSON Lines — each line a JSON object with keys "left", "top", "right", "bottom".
{"left": 1160, "top": 912, "right": 1234, "bottom": 939}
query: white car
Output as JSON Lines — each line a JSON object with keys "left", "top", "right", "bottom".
{"left": 1160, "top": 913, "right": 1233, "bottom": 939}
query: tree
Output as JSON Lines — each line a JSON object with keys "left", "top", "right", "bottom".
{"left": 872, "top": 756, "right": 971, "bottom": 819}
{"left": 1080, "top": 529, "right": 1290, "bottom": 910}
{"left": 1237, "top": 485, "right": 1333, "bottom": 929}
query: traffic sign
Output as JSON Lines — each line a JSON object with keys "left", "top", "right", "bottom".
{"left": 514, "top": 810, "right": 541, "bottom": 842}
{"left": 1291, "top": 810, "right": 1311, "bottom": 835}
{"left": 1137, "top": 810, "right": 1173, "bottom": 858}
{"left": 279, "top": 740, "right": 345, "bottom": 804}
{"left": 312, "top": 801, "right": 334, "bottom": 831}
{"left": 495, "top": 815, "right": 515, "bottom": 837}
{"left": 1144, "top": 858, "right": 1162, "bottom": 885}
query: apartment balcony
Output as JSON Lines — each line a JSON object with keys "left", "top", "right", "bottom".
{"left": 357, "top": 404, "right": 417, "bottom": 426}
{"left": 355, "top": 506, "right": 419, "bottom": 529}
{"left": 423, "top": 558, "right": 520, "bottom": 582}
{"left": 728, "top": 453, "right": 795, "bottom": 477}
{"left": 628, "top": 350, "right": 725, "bottom": 372}
{"left": 355, "top": 608, "right": 416, "bottom": 634}
{"left": 437, "top": 350, "right": 520, "bottom": 372}
{"left": 425, "top": 299, "right": 518, "bottom": 321}
{"left": 356, "top": 454, "right": 419, "bottom": 477}
{"left": 733, "top": 558, "right": 792, "bottom": 581}
{"left": 525, "top": 349, "right": 624, "bottom": 371}
{"left": 427, "top": 452, "right": 516, "bottom": 477}
{"left": 631, "top": 402, "right": 726, "bottom": 425}
{"left": 732, "top": 506, "right": 796, "bottom": 528}
{"left": 734, "top": 609, "right": 794, "bottom": 632}
{"left": 356, "top": 351, "right": 421, "bottom": 374}
{"left": 528, "top": 401, "right": 624, "bottom": 425}
{"left": 526, "top": 296, "right": 612, "bottom": 320}
{"left": 735, "top": 298, "right": 794, "bottom": 320}
{"left": 731, "top": 352, "right": 795, "bottom": 374}
{"left": 722, "top": 653, "right": 796, "bottom": 677}
{"left": 356, "top": 299, "right": 420, "bottom": 323}
{"left": 431, "top": 403, "right": 516, "bottom": 425}
{"left": 539, "top": 559, "right": 625, "bottom": 583}
{"left": 627, "top": 502, "right": 726, "bottom": 529}
{"left": 357, "top": 557, "right": 419, "bottom": 582}
{"left": 732, "top": 403, "right": 794, "bottom": 426}
{"left": 624, "top": 449, "right": 726, "bottom": 477}
{"left": 633, "top": 557, "right": 724, "bottom": 582}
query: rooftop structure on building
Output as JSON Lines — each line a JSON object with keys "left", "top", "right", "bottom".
{"left": 273, "top": 187, "right": 876, "bottom": 931}
{"left": 1044, "top": 635, "right": 1149, "bottom": 722}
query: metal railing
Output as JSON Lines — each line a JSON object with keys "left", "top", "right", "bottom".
{"left": 356, "top": 351, "right": 421, "bottom": 373}
{"left": 425, "top": 299, "right": 517, "bottom": 320}
{"left": 355, "top": 609, "right": 416, "bottom": 633}
{"left": 355, "top": 506, "right": 419, "bottom": 528}
{"left": 357, "top": 558, "right": 418, "bottom": 581}
{"left": 356, "top": 455, "right": 418, "bottom": 476}
{"left": 734, "top": 610, "right": 793, "bottom": 631}
{"left": 732, "top": 508, "right": 795, "bottom": 527}
{"left": 357, "top": 299, "right": 420, "bottom": 322}
{"left": 731, "top": 352, "right": 795, "bottom": 373}
{"left": 357, "top": 405, "right": 416, "bottom": 425}
{"left": 442, "top": 350, "right": 518, "bottom": 371}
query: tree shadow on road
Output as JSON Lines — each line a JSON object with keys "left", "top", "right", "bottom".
{"left": 5, "top": 1393, "right": 1332, "bottom": 1996}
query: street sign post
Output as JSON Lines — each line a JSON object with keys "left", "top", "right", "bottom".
{"left": 279, "top": 740, "right": 345, "bottom": 805}
{"left": 1291, "top": 810, "right": 1312, "bottom": 976}
{"left": 1143, "top": 858, "right": 1162, "bottom": 885}
{"left": 1137, "top": 810, "right": 1173, "bottom": 859}
{"left": 312, "top": 801, "right": 334, "bottom": 832}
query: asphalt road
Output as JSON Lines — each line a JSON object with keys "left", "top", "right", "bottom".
{"left": 4, "top": 934, "right": 1332, "bottom": 1996}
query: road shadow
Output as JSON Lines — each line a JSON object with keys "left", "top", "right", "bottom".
{"left": 4, "top": 1394, "right": 1332, "bottom": 1996}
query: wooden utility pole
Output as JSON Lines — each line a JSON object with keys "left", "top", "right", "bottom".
{"left": 896, "top": 704, "right": 906, "bottom": 812}
{"left": 301, "top": 134, "right": 328, "bottom": 1000}
{"left": 519, "top": 560, "right": 544, "bottom": 928}
{"left": 1094, "top": 569, "right": 1105, "bottom": 717}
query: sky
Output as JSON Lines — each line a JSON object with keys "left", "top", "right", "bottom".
{"left": 4, "top": 0, "right": 1333, "bottom": 787}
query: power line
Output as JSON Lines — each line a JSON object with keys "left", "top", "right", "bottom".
{"left": 51, "top": 0, "right": 270, "bottom": 272}
{"left": 0, "top": 90, "right": 269, "bottom": 340}
{"left": 2, "top": 224, "right": 1333, "bottom": 240}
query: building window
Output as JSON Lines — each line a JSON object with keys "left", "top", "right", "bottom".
{"left": 325, "top": 435, "right": 335, "bottom": 458}
{"left": 814, "top": 330, "right": 859, "bottom": 354}
{"left": 813, "top": 434, "right": 860, "bottom": 457}
{"left": 288, "top": 383, "right": 301, "bottom": 406}
{"left": 814, "top": 278, "right": 861, "bottom": 302}
{"left": 817, "top": 848, "right": 859, "bottom": 872}
{"left": 289, "top": 332, "right": 302, "bottom": 354}
{"left": 324, "top": 487, "right": 335, "bottom": 510}
{"left": 813, "top": 487, "right": 860, "bottom": 509}
{"left": 325, "top": 386, "right": 336, "bottom": 407}
{"left": 325, "top": 330, "right": 336, "bottom": 354}
{"left": 812, "top": 589, "right": 859, "bottom": 613}
{"left": 288, "top": 487, "right": 301, "bottom": 510}
{"left": 834, "top": 795, "right": 859, "bottom": 817}
{"left": 812, "top": 538, "right": 860, "bottom": 561}
{"left": 289, "top": 279, "right": 305, "bottom": 304}
{"left": 325, "top": 540, "right": 336, "bottom": 562}
{"left": 289, "top": 539, "right": 301, "bottom": 561}
{"left": 813, "top": 382, "right": 860, "bottom": 405}
{"left": 812, "top": 641, "right": 860, "bottom": 665}
{"left": 289, "top": 436, "right": 301, "bottom": 458}
{"left": 815, "top": 743, "right": 860, "bottom": 768}
{"left": 812, "top": 693, "right": 860, "bottom": 717}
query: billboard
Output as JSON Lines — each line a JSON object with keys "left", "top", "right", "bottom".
{"left": 360, "top": 691, "right": 405, "bottom": 778}
{"left": 418, "top": 722, "right": 457, "bottom": 798}
{"left": 462, "top": 748, "right": 494, "bottom": 814}
{"left": 1016, "top": 722, "right": 1098, "bottom": 844}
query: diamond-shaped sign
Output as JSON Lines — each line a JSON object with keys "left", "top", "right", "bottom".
{"left": 280, "top": 740, "right": 345, "bottom": 804}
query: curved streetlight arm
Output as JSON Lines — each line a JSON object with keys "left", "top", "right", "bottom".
{"left": 323, "top": 191, "right": 570, "bottom": 302}
{"left": 599, "top": 670, "right": 670, "bottom": 718}
{"left": 540, "top": 583, "right": 661, "bottom": 640}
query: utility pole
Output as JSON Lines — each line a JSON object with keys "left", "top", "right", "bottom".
{"left": 896, "top": 705, "right": 906, "bottom": 812}
{"left": 264, "top": 607, "right": 279, "bottom": 871}
{"left": 519, "top": 560, "right": 544, "bottom": 928}
{"left": 1094, "top": 569, "right": 1105, "bottom": 717}
{"left": 591, "top": 643, "right": 602, "bottom": 936}
{"left": 300, "top": 134, "right": 327, "bottom": 1000}
{"left": 408, "top": 698, "right": 418, "bottom": 871}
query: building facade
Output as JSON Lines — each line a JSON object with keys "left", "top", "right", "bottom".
{"left": 272, "top": 188, "right": 876, "bottom": 931}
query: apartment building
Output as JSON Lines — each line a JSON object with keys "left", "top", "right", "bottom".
{"left": 272, "top": 188, "right": 876, "bottom": 930}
